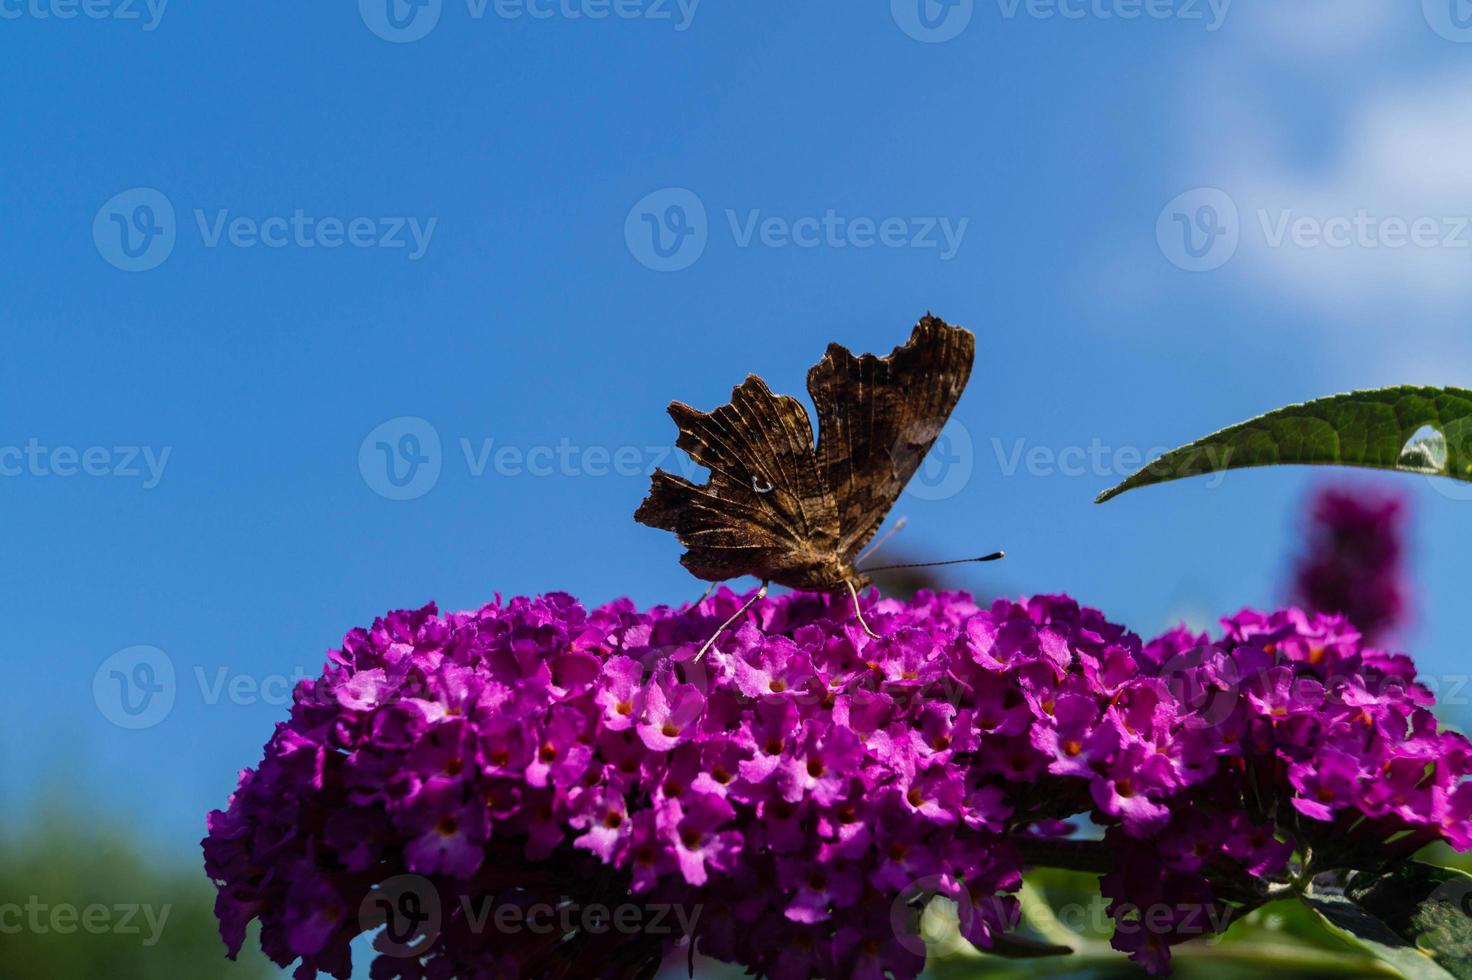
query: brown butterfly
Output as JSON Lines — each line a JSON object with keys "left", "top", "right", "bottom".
{"left": 635, "top": 314, "right": 1001, "bottom": 651}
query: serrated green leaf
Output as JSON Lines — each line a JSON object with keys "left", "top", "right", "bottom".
{"left": 1095, "top": 386, "right": 1472, "bottom": 504}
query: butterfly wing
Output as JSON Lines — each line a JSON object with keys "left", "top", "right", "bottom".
{"left": 806, "top": 315, "right": 976, "bottom": 564}
{"left": 635, "top": 375, "right": 842, "bottom": 586}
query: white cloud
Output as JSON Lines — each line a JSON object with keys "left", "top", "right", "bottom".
{"left": 1242, "top": 0, "right": 1394, "bottom": 57}
{"left": 1219, "top": 71, "right": 1472, "bottom": 321}
{"left": 1130, "top": 0, "right": 1472, "bottom": 332}
{"left": 1086, "top": 2, "right": 1472, "bottom": 377}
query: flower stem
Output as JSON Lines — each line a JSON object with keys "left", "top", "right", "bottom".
{"left": 1014, "top": 837, "right": 1114, "bottom": 875}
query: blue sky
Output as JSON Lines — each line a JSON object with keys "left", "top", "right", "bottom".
{"left": 6, "top": 0, "right": 1472, "bottom": 949}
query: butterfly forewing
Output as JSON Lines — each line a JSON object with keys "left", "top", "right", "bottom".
{"left": 807, "top": 315, "right": 975, "bottom": 563}
{"left": 634, "top": 375, "right": 840, "bottom": 585}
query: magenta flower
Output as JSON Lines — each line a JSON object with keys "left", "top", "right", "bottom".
{"left": 400, "top": 791, "right": 489, "bottom": 879}
{"left": 1292, "top": 484, "right": 1410, "bottom": 644}
{"left": 1288, "top": 745, "right": 1362, "bottom": 821}
{"left": 592, "top": 654, "right": 645, "bottom": 731}
{"left": 635, "top": 670, "right": 705, "bottom": 751}
{"left": 663, "top": 793, "right": 742, "bottom": 887}
{"left": 1091, "top": 744, "right": 1174, "bottom": 836}
{"left": 203, "top": 590, "right": 1472, "bottom": 980}
{"left": 1033, "top": 692, "right": 1119, "bottom": 778}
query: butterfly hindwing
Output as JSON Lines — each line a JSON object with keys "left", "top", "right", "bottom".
{"left": 634, "top": 375, "right": 841, "bottom": 585}
{"left": 806, "top": 315, "right": 976, "bottom": 562}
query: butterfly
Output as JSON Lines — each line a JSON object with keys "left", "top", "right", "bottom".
{"left": 635, "top": 314, "right": 999, "bottom": 650}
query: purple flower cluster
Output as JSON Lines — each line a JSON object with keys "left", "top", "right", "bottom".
{"left": 1098, "top": 606, "right": 1472, "bottom": 971}
{"left": 1293, "top": 484, "right": 1409, "bottom": 644}
{"left": 204, "top": 589, "right": 1472, "bottom": 978}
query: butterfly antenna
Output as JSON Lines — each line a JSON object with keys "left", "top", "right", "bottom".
{"left": 694, "top": 581, "right": 769, "bottom": 662}
{"left": 845, "top": 579, "right": 881, "bottom": 639}
{"left": 856, "top": 516, "right": 908, "bottom": 566}
{"left": 857, "top": 552, "right": 1005, "bottom": 574}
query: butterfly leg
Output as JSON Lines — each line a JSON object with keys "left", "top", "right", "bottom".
{"left": 694, "top": 581, "right": 769, "bottom": 662}
{"left": 845, "top": 579, "right": 881, "bottom": 639}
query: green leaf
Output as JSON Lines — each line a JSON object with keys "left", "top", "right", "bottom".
{"left": 986, "top": 935, "right": 1075, "bottom": 959}
{"left": 1347, "top": 863, "right": 1472, "bottom": 979}
{"left": 1302, "top": 862, "right": 1472, "bottom": 980}
{"left": 1094, "top": 386, "right": 1472, "bottom": 504}
{"left": 1303, "top": 891, "right": 1454, "bottom": 979}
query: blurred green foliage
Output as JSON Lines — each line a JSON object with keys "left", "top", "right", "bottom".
{"left": 0, "top": 802, "right": 273, "bottom": 980}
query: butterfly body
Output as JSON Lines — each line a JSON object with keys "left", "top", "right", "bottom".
{"left": 636, "top": 316, "right": 976, "bottom": 596}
